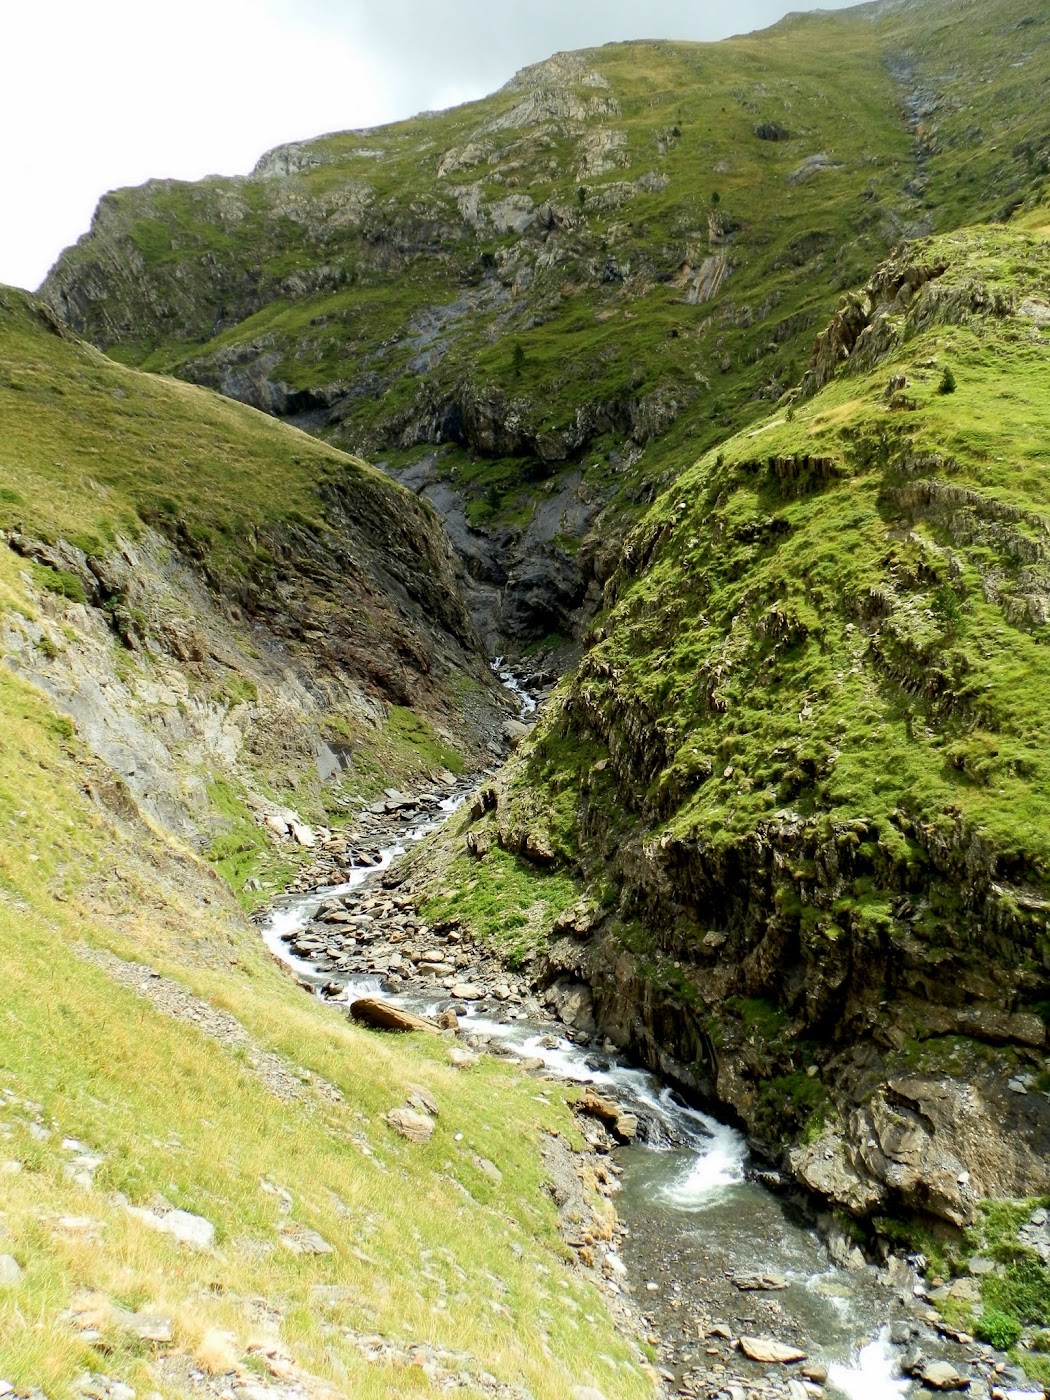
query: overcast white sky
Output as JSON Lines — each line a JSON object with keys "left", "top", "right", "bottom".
{"left": 2, "top": 0, "right": 859, "bottom": 292}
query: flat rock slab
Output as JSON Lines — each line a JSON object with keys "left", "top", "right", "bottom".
{"left": 127, "top": 1206, "right": 215, "bottom": 1249}
{"left": 739, "top": 1337, "right": 807, "bottom": 1364}
{"left": 279, "top": 1224, "right": 334, "bottom": 1255}
{"left": 733, "top": 1272, "right": 788, "bottom": 1291}
{"left": 129, "top": 1312, "right": 174, "bottom": 1343}
{"left": 350, "top": 998, "right": 437, "bottom": 1033}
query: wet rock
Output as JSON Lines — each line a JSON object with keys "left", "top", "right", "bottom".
{"left": 739, "top": 1337, "right": 808, "bottom": 1364}
{"left": 349, "top": 998, "right": 437, "bottom": 1033}
{"left": 577, "top": 1090, "right": 623, "bottom": 1126}
{"left": 385, "top": 1107, "right": 435, "bottom": 1144}
{"left": 613, "top": 1112, "right": 638, "bottom": 1142}
{"left": 919, "top": 1361, "right": 969, "bottom": 1391}
{"left": 437, "top": 1008, "right": 460, "bottom": 1031}
{"left": 450, "top": 982, "right": 485, "bottom": 1000}
{"left": 801, "top": 1364, "right": 829, "bottom": 1384}
{"left": 546, "top": 978, "right": 596, "bottom": 1035}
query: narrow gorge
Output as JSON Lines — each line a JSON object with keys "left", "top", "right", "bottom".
{"left": 2, "top": 0, "right": 1050, "bottom": 1397}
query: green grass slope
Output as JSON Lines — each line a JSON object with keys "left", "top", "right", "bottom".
{"left": 0, "top": 546, "right": 651, "bottom": 1400}
{"left": 0, "top": 292, "right": 648, "bottom": 1395}
{"left": 0, "top": 285, "right": 503, "bottom": 844}
{"left": 0, "top": 285, "right": 482, "bottom": 688}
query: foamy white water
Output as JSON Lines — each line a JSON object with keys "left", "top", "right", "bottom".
{"left": 829, "top": 1331, "right": 909, "bottom": 1400}
{"left": 661, "top": 1117, "right": 749, "bottom": 1205}
{"left": 492, "top": 657, "right": 538, "bottom": 716}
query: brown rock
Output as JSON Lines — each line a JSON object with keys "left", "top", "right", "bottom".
{"left": 406, "top": 1085, "right": 439, "bottom": 1117}
{"left": 919, "top": 1362, "right": 969, "bottom": 1391}
{"left": 575, "top": 1091, "right": 638, "bottom": 1142}
{"left": 614, "top": 1113, "right": 639, "bottom": 1142}
{"left": 349, "top": 998, "right": 437, "bottom": 1033}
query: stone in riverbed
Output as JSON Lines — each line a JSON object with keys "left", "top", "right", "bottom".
{"left": 739, "top": 1337, "right": 807, "bottom": 1364}
{"left": 450, "top": 982, "right": 484, "bottom": 1000}
{"left": 733, "top": 1272, "right": 788, "bottom": 1291}
{"left": 919, "top": 1361, "right": 969, "bottom": 1391}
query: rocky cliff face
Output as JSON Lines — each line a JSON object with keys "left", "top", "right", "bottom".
{"left": 0, "top": 287, "right": 505, "bottom": 867}
{"left": 445, "top": 222, "right": 1050, "bottom": 1231}
{"left": 39, "top": 0, "right": 1050, "bottom": 648}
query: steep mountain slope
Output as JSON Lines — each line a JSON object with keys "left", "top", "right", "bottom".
{"left": 0, "top": 286, "right": 506, "bottom": 863}
{"left": 430, "top": 216, "right": 1050, "bottom": 1244}
{"left": 40, "top": 0, "right": 1050, "bottom": 646}
{"left": 0, "top": 296, "right": 651, "bottom": 1398}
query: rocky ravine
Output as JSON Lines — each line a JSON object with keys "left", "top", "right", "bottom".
{"left": 253, "top": 755, "right": 1048, "bottom": 1400}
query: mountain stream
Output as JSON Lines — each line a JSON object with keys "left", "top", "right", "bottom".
{"left": 256, "top": 667, "right": 1036, "bottom": 1400}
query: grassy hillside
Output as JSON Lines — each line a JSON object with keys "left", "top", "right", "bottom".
{"left": 38, "top": 0, "right": 1050, "bottom": 614}
{"left": 0, "top": 546, "right": 650, "bottom": 1400}
{"left": 0, "top": 296, "right": 650, "bottom": 1396}
{"left": 0, "top": 285, "right": 506, "bottom": 869}
{"left": 0, "top": 286, "right": 481, "bottom": 678}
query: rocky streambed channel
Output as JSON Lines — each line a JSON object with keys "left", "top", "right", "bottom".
{"left": 253, "top": 670, "right": 1046, "bottom": 1400}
